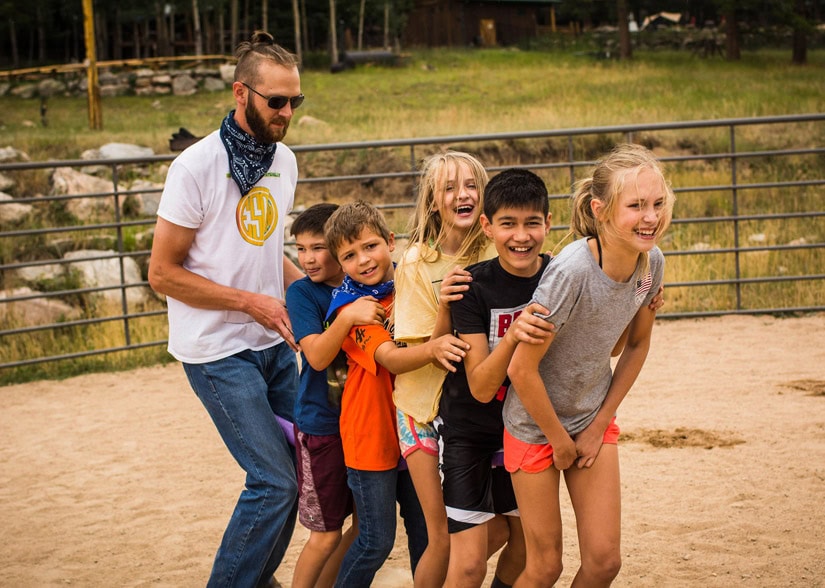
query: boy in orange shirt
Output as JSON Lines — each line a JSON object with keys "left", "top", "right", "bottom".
{"left": 323, "top": 200, "right": 470, "bottom": 587}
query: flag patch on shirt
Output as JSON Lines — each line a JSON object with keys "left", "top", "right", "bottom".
{"left": 635, "top": 272, "right": 653, "bottom": 305}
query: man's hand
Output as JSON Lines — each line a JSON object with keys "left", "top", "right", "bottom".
{"left": 247, "top": 293, "right": 299, "bottom": 351}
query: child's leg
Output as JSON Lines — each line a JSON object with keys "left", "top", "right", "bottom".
{"left": 444, "top": 525, "right": 490, "bottom": 588}
{"left": 400, "top": 410, "right": 450, "bottom": 587}
{"left": 510, "top": 468, "right": 563, "bottom": 588}
{"left": 493, "top": 516, "right": 526, "bottom": 587}
{"left": 316, "top": 513, "right": 359, "bottom": 588}
{"left": 293, "top": 430, "right": 353, "bottom": 588}
{"left": 292, "top": 529, "right": 344, "bottom": 588}
{"left": 565, "top": 444, "right": 622, "bottom": 587}
{"left": 335, "top": 468, "right": 398, "bottom": 588}
{"left": 486, "top": 514, "right": 509, "bottom": 558}
{"left": 396, "top": 468, "right": 429, "bottom": 575}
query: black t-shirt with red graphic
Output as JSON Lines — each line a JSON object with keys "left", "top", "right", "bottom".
{"left": 438, "top": 254, "right": 551, "bottom": 437}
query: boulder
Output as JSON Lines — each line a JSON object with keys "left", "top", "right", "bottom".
{"left": 50, "top": 167, "right": 116, "bottom": 219}
{"left": 219, "top": 64, "right": 236, "bottom": 84}
{"left": 128, "top": 180, "right": 164, "bottom": 216}
{"left": 10, "top": 84, "right": 37, "bottom": 99}
{"left": 0, "top": 287, "right": 81, "bottom": 326}
{"left": 99, "top": 143, "right": 155, "bottom": 160}
{"left": 172, "top": 74, "right": 198, "bottom": 96}
{"left": 64, "top": 249, "right": 151, "bottom": 305}
{"left": 0, "top": 172, "right": 15, "bottom": 191}
{"left": 38, "top": 78, "right": 67, "bottom": 97}
{"left": 203, "top": 77, "right": 226, "bottom": 92}
{"left": 0, "top": 192, "right": 33, "bottom": 223}
{"left": 0, "top": 146, "right": 30, "bottom": 162}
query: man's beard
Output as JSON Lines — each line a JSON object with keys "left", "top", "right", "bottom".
{"left": 245, "top": 99, "right": 289, "bottom": 144}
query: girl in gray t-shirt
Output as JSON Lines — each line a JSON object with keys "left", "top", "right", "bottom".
{"left": 502, "top": 144, "right": 676, "bottom": 587}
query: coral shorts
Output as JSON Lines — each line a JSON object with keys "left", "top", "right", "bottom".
{"left": 504, "top": 417, "right": 620, "bottom": 474}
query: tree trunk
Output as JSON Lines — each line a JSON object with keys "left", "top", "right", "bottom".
{"left": 383, "top": 1, "right": 389, "bottom": 49}
{"left": 724, "top": 7, "right": 740, "bottom": 61}
{"left": 262, "top": 0, "right": 268, "bottom": 33}
{"left": 36, "top": 3, "right": 46, "bottom": 62}
{"left": 231, "top": 0, "right": 239, "bottom": 49}
{"left": 617, "top": 0, "right": 632, "bottom": 60}
{"left": 300, "top": 0, "right": 309, "bottom": 53}
{"left": 9, "top": 19, "right": 19, "bottom": 68}
{"left": 792, "top": 0, "right": 808, "bottom": 64}
{"left": 113, "top": 8, "right": 122, "bottom": 60}
{"left": 291, "top": 0, "right": 303, "bottom": 63}
{"left": 193, "top": 0, "right": 204, "bottom": 56}
{"left": 329, "top": 0, "right": 338, "bottom": 65}
{"left": 357, "top": 0, "right": 365, "bottom": 50}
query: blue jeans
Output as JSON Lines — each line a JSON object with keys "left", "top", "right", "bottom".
{"left": 335, "top": 467, "right": 427, "bottom": 587}
{"left": 183, "top": 343, "right": 299, "bottom": 588}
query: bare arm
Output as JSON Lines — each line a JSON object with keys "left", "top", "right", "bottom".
{"left": 507, "top": 335, "right": 577, "bottom": 470}
{"left": 299, "top": 297, "right": 385, "bottom": 371}
{"left": 465, "top": 302, "right": 555, "bottom": 403}
{"left": 374, "top": 333, "right": 469, "bottom": 375}
{"left": 148, "top": 216, "right": 298, "bottom": 349}
{"left": 574, "top": 305, "right": 656, "bottom": 468}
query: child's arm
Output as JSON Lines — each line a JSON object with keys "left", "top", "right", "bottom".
{"left": 575, "top": 305, "right": 656, "bottom": 469}
{"left": 464, "top": 302, "right": 556, "bottom": 403}
{"left": 430, "top": 266, "right": 473, "bottom": 339}
{"left": 611, "top": 285, "right": 664, "bottom": 356}
{"left": 374, "top": 333, "right": 469, "bottom": 375}
{"left": 507, "top": 334, "right": 578, "bottom": 470}
{"left": 300, "top": 297, "right": 385, "bottom": 371}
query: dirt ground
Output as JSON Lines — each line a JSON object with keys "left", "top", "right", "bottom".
{"left": 1, "top": 313, "right": 824, "bottom": 587}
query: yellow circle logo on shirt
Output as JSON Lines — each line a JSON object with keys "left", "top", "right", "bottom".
{"left": 236, "top": 187, "right": 278, "bottom": 246}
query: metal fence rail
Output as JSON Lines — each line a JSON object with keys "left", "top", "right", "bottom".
{"left": 1, "top": 113, "right": 823, "bottom": 371}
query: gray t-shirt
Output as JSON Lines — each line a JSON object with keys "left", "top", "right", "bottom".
{"left": 503, "top": 237, "right": 664, "bottom": 443}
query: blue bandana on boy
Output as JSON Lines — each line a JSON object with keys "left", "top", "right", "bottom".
{"left": 219, "top": 109, "right": 277, "bottom": 196}
{"left": 325, "top": 273, "right": 394, "bottom": 321}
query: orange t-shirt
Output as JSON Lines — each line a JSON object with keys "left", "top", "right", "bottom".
{"left": 338, "top": 294, "right": 400, "bottom": 471}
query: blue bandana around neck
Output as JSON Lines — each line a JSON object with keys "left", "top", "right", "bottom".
{"left": 219, "top": 109, "right": 277, "bottom": 195}
{"left": 325, "top": 272, "right": 395, "bottom": 321}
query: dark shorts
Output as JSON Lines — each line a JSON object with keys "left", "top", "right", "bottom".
{"left": 437, "top": 421, "right": 518, "bottom": 534}
{"left": 295, "top": 427, "right": 353, "bottom": 532}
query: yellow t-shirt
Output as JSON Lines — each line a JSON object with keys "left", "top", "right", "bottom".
{"left": 393, "top": 241, "right": 496, "bottom": 422}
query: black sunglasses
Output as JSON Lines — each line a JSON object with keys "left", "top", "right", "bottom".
{"left": 242, "top": 82, "right": 305, "bottom": 110}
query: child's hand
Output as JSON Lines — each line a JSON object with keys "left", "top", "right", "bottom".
{"left": 573, "top": 424, "right": 605, "bottom": 469}
{"left": 340, "top": 296, "right": 385, "bottom": 327}
{"left": 438, "top": 266, "right": 473, "bottom": 308}
{"left": 550, "top": 433, "right": 577, "bottom": 471}
{"left": 506, "top": 302, "right": 556, "bottom": 345}
{"left": 428, "top": 333, "right": 470, "bottom": 372}
{"left": 648, "top": 286, "right": 665, "bottom": 311}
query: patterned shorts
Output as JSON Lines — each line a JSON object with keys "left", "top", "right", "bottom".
{"left": 396, "top": 409, "right": 439, "bottom": 458}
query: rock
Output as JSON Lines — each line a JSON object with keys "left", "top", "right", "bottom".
{"left": 10, "top": 84, "right": 37, "bottom": 99}
{"left": 0, "top": 146, "right": 30, "bottom": 162}
{"left": 219, "top": 64, "right": 236, "bottom": 84}
{"left": 297, "top": 115, "right": 330, "bottom": 129}
{"left": 50, "top": 167, "right": 116, "bottom": 219}
{"left": 0, "top": 287, "right": 81, "bottom": 325}
{"left": 6, "top": 262, "right": 64, "bottom": 284}
{"left": 128, "top": 179, "right": 164, "bottom": 216}
{"left": 202, "top": 77, "right": 226, "bottom": 92}
{"left": 0, "top": 172, "right": 15, "bottom": 191}
{"left": 38, "top": 78, "right": 67, "bottom": 97}
{"left": 99, "top": 143, "right": 155, "bottom": 160}
{"left": 0, "top": 82, "right": 10, "bottom": 96}
{"left": 0, "top": 192, "right": 33, "bottom": 223}
{"left": 172, "top": 74, "right": 198, "bottom": 96}
{"left": 64, "top": 249, "right": 151, "bottom": 305}
{"left": 748, "top": 233, "right": 767, "bottom": 243}
{"left": 152, "top": 74, "right": 173, "bottom": 85}
{"left": 100, "top": 84, "right": 129, "bottom": 97}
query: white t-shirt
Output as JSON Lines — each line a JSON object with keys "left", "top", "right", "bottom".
{"left": 156, "top": 129, "right": 297, "bottom": 363}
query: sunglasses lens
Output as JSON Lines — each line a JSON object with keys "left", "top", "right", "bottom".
{"left": 291, "top": 94, "right": 305, "bottom": 109}
{"left": 268, "top": 96, "right": 289, "bottom": 109}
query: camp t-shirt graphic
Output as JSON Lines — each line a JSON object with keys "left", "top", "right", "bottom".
{"left": 487, "top": 304, "right": 525, "bottom": 401}
{"left": 236, "top": 185, "right": 279, "bottom": 246}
